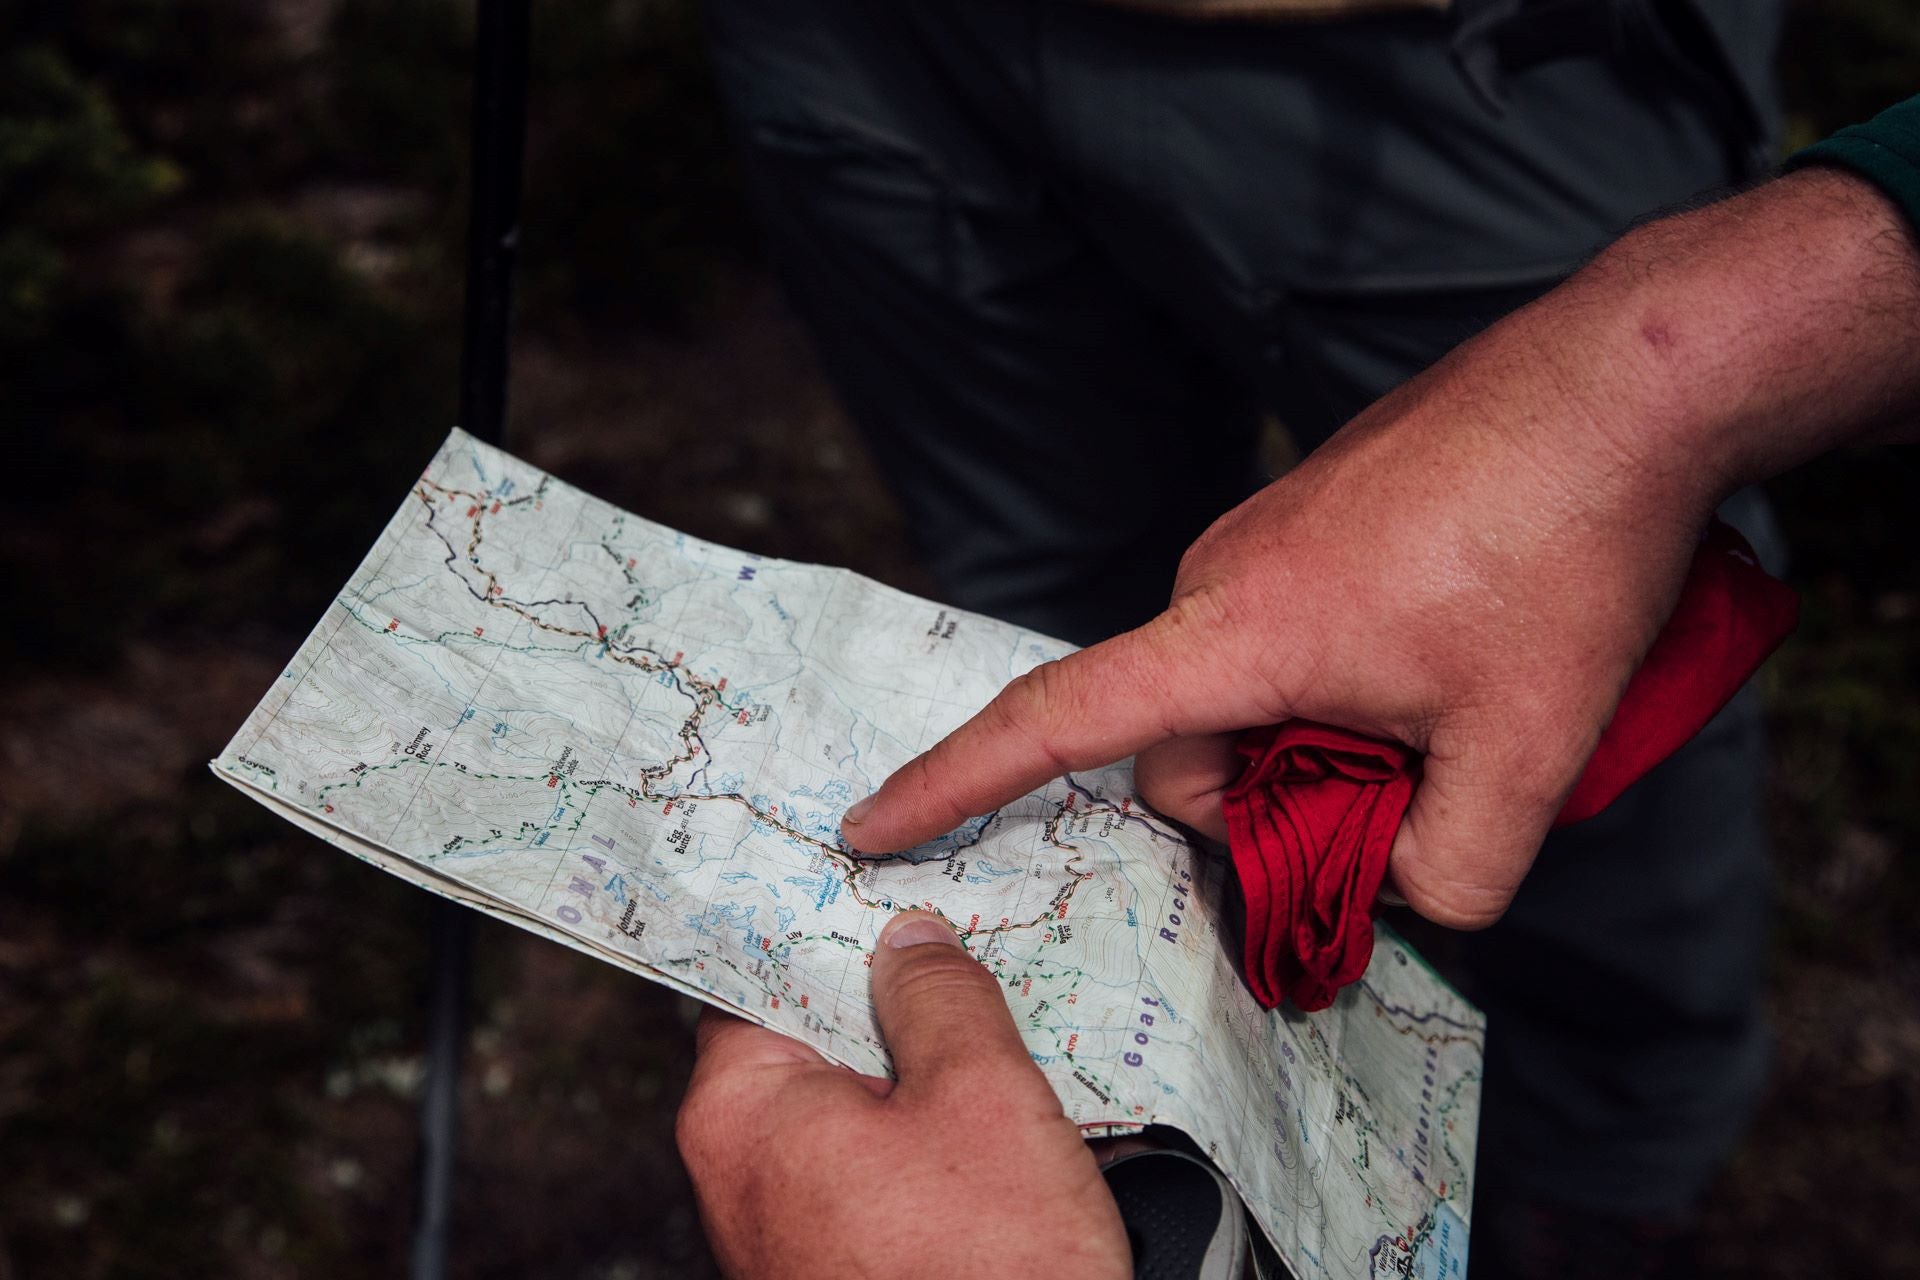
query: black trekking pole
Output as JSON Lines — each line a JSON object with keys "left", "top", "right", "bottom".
{"left": 410, "top": 2, "right": 529, "bottom": 1277}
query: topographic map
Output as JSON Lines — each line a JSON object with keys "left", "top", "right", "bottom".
{"left": 215, "top": 428, "right": 1482, "bottom": 1279}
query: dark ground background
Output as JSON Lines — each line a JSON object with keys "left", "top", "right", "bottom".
{"left": 2, "top": 2, "right": 1918, "bottom": 1277}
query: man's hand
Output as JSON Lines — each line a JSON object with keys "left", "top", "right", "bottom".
{"left": 676, "top": 911, "right": 1131, "bottom": 1279}
{"left": 844, "top": 326, "right": 1712, "bottom": 930}
{"left": 841, "top": 167, "right": 1920, "bottom": 931}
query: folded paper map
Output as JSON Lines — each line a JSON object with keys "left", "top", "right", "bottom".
{"left": 213, "top": 427, "right": 1482, "bottom": 1279}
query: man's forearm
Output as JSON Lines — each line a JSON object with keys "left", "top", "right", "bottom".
{"left": 1542, "top": 167, "right": 1920, "bottom": 499}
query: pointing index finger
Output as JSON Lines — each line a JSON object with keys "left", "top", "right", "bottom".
{"left": 840, "top": 603, "right": 1263, "bottom": 853}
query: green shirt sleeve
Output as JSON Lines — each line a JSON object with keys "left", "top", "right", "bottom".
{"left": 1785, "top": 94, "right": 1920, "bottom": 237}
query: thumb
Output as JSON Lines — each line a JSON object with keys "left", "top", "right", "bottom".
{"left": 869, "top": 912, "right": 1054, "bottom": 1106}
{"left": 1385, "top": 716, "right": 1591, "bottom": 931}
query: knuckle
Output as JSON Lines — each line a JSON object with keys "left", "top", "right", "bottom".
{"left": 1147, "top": 586, "right": 1301, "bottom": 725}
{"left": 990, "top": 662, "right": 1079, "bottom": 775}
{"left": 1173, "top": 507, "right": 1244, "bottom": 586}
{"left": 674, "top": 1087, "right": 722, "bottom": 1172}
{"left": 1160, "top": 582, "right": 1239, "bottom": 639}
{"left": 1174, "top": 537, "right": 1214, "bottom": 587}
{"left": 997, "top": 661, "right": 1061, "bottom": 725}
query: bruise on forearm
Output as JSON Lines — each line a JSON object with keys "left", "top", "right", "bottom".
{"left": 1565, "top": 167, "right": 1920, "bottom": 493}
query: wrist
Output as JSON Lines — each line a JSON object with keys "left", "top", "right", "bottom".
{"left": 1432, "top": 240, "right": 1733, "bottom": 534}
{"left": 1557, "top": 168, "right": 1920, "bottom": 500}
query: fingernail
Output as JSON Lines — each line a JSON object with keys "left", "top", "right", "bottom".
{"left": 883, "top": 913, "right": 962, "bottom": 949}
{"left": 843, "top": 795, "right": 875, "bottom": 825}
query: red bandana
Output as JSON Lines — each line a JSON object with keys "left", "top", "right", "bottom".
{"left": 1220, "top": 520, "right": 1799, "bottom": 1011}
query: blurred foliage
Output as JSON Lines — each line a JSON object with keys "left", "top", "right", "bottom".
{"left": 0, "top": 6, "right": 745, "bottom": 1270}
{"left": 1, "top": 0, "right": 750, "bottom": 683}
{"left": 0, "top": 41, "right": 178, "bottom": 340}
{"left": 1764, "top": 447, "right": 1920, "bottom": 962}
{"left": 3, "top": 0, "right": 323, "bottom": 189}
{"left": 1, "top": 798, "right": 427, "bottom": 1277}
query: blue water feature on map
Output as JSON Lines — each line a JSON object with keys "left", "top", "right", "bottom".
{"left": 784, "top": 872, "right": 842, "bottom": 911}
{"left": 1415, "top": 1202, "right": 1468, "bottom": 1280}
{"left": 882, "top": 813, "right": 994, "bottom": 866}
{"left": 791, "top": 779, "right": 855, "bottom": 804}
{"left": 967, "top": 857, "right": 1024, "bottom": 881}
{"left": 687, "top": 901, "right": 756, "bottom": 940}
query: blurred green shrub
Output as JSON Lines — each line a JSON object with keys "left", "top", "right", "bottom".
{"left": 2, "top": 0, "right": 310, "bottom": 189}
{"left": 0, "top": 42, "right": 179, "bottom": 340}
